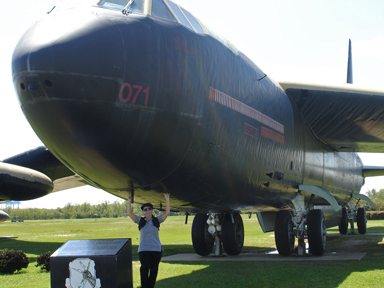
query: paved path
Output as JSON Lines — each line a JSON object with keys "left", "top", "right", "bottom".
{"left": 163, "top": 233, "right": 383, "bottom": 262}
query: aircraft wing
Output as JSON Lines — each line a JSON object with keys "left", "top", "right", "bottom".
{"left": 1, "top": 147, "right": 88, "bottom": 201}
{"left": 280, "top": 81, "right": 384, "bottom": 152}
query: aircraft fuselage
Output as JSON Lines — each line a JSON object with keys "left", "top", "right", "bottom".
{"left": 11, "top": 4, "right": 363, "bottom": 213}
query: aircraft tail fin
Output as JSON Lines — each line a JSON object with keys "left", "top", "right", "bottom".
{"left": 347, "top": 39, "right": 353, "bottom": 84}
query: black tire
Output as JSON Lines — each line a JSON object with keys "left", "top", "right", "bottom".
{"left": 356, "top": 207, "right": 367, "bottom": 234}
{"left": 275, "top": 210, "right": 295, "bottom": 256}
{"left": 338, "top": 207, "right": 348, "bottom": 235}
{"left": 222, "top": 212, "right": 244, "bottom": 255}
{"left": 192, "top": 214, "right": 214, "bottom": 256}
{"left": 307, "top": 209, "right": 327, "bottom": 256}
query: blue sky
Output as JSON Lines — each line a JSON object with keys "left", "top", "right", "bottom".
{"left": 1, "top": 0, "right": 384, "bottom": 208}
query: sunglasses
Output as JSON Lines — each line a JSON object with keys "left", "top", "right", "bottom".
{"left": 143, "top": 207, "right": 152, "bottom": 212}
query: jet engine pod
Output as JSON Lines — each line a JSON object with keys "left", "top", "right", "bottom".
{"left": 0, "top": 210, "right": 10, "bottom": 223}
{"left": 0, "top": 162, "right": 53, "bottom": 201}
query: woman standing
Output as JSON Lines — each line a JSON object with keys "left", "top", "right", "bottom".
{"left": 127, "top": 193, "right": 170, "bottom": 288}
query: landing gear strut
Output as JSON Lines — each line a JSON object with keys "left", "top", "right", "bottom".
{"left": 339, "top": 203, "right": 367, "bottom": 235}
{"left": 274, "top": 192, "right": 327, "bottom": 256}
{"left": 192, "top": 212, "right": 244, "bottom": 256}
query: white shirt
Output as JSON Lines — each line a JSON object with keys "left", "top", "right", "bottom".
{"left": 135, "top": 215, "right": 163, "bottom": 252}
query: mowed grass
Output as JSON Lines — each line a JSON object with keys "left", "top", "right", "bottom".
{"left": 0, "top": 216, "right": 383, "bottom": 287}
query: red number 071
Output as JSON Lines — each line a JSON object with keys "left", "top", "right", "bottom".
{"left": 119, "top": 83, "right": 149, "bottom": 105}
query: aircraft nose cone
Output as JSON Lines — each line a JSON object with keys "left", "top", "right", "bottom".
{"left": 12, "top": 8, "right": 124, "bottom": 105}
{"left": 10, "top": 9, "right": 196, "bottom": 192}
{"left": 12, "top": 10, "right": 87, "bottom": 75}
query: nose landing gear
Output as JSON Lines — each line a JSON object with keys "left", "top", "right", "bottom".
{"left": 192, "top": 212, "right": 244, "bottom": 256}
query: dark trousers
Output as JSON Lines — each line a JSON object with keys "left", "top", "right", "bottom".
{"left": 139, "top": 251, "right": 162, "bottom": 288}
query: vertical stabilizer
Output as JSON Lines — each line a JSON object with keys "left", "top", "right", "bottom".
{"left": 347, "top": 39, "right": 353, "bottom": 84}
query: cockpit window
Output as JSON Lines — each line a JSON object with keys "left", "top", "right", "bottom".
{"left": 97, "top": 0, "right": 144, "bottom": 14}
{"left": 165, "top": 0, "right": 193, "bottom": 31}
{"left": 181, "top": 8, "right": 204, "bottom": 34}
{"left": 152, "top": 0, "right": 176, "bottom": 22}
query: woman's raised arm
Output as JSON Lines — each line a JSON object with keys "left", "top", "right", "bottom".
{"left": 161, "top": 193, "right": 170, "bottom": 222}
{"left": 127, "top": 195, "right": 136, "bottom": 222}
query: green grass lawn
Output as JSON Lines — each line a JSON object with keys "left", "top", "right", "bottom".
{"left": 1, "top": 216, "right": 384, "bottom": 287}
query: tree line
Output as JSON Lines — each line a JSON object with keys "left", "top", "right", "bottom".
{"left": 3, "top": 188, "right": 381, "bottom": 221}
{"left": 2, "top": 201, "right": 183, "bottom": 220}
{"left": 366, "top": 189, "right": 384, "bottom": 211}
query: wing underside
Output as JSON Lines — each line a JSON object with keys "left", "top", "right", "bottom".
{"left": 280, "top": 81, "right": 384, "bottom": 152}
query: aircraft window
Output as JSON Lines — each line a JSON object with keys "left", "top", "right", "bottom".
{"left": 165, "top": 0, "right": 194, "bottom": 31}
{"left": 97, "top": 0, "right": 144, "bottom": 14}
{"left": 181, "top": 8, "right": 204, "bottom": 34}
{"left": 152, "top": 0, "right": 177, "bottom": 22}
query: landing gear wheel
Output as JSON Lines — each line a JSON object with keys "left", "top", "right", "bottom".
{"left": 307, "top": 209, "right": 327, "bottom": 256}
{"left": 356, "top": 207, "right": 367, "bottom": 234}
{"left": 338, "top": 207, "right": 348, "bottom": 235}
{"left": 222, "top": 212, "right": 244, "bottom": 255}
{"left": 275, "top": 210, "right": 295, "bottom": 256}
{"left": 192, "top": 214, "right": 214, "bottom": 256}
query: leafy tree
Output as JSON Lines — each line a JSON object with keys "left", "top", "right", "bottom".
{"left": 1, "top": 199, "right": 183, "bottom": 220}
{"left": 365, "top": 189, "right": 384, "bottom": 211}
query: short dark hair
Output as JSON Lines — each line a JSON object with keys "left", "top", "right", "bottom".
{"left": 141, "top": 203, "right": 153, "bottom": 210}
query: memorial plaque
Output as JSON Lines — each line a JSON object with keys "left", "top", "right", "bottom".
{"left": 50, "top": 238, "right": 132, "bottom": 288}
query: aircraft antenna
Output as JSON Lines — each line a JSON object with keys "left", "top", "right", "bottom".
{"left": 347, "top": 39, "right": 353, "bottom": 84}
{"left": 122, "top": 0, "right": 134, "bottom": 15}
{"left": 258, "top": 74, "right": 267, "bottom": 81}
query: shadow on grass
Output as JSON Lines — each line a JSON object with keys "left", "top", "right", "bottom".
{"left": 0, "top": 238, "right": 63, "bottom": 256}
{"left": 0, "top": 239, "right": 198, "bottom": 259}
